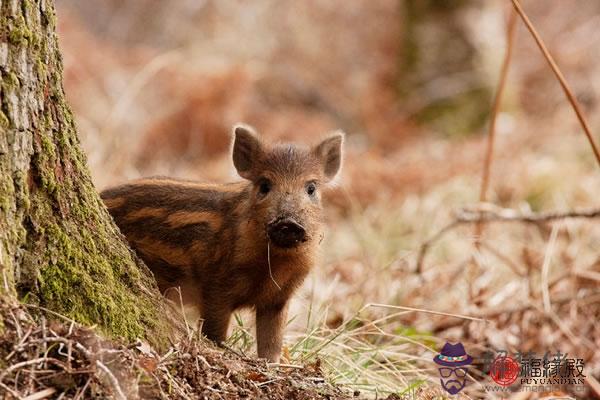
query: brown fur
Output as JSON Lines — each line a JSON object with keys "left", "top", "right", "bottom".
{"left": 101, "top": 125, "right": 343, "bottom": 362}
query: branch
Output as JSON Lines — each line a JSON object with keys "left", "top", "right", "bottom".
{"left": 96, "top": 360, "right": 127, "bottom": 400}
{"left": 432, "top": 291, "right": 600, "bottom": 332}
{"left": 417, "top": 205, "right": 600, "bottom": 274}
{"left": 511, "top": 0, "right": 600, "bottom": 166}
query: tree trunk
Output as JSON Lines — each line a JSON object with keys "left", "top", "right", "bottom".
{"left": 0, "top": 0, "right": 174, "bottom": 346}
{"left": 399, "top": 1, "right": 497, "bottom": 137}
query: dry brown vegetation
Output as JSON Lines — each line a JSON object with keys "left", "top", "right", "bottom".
{"left": 2, "top": 1, "right": 599, "bottom": 398}
{"left": 0, "top": 302, "right": 359, "bottom": 399}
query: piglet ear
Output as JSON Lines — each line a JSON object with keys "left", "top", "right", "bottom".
{"left": 232, "top": 124, "right": 263, "bottom": 180}
{"left": 313, "top": 132, "right": 344, "bottom": 182}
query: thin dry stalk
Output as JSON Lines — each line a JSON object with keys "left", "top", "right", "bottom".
{"left": 176, "top": 286, "right": 191, "bottom": 339}
{"left": 475, "top": 7, "right": 518, "bottom": 244}
{"left": 365, "top": 303, "right": 487, "bottom": 323}
{"left": 21, "top": 387, "right": 57, "bottom": 400}
{"left": 267, "top": 241, "right": 282, "bottom": 290}
{"left": 268, "top": 363, "right": 304, "bottom": 369}
{"left": 541, "top": 223, "right": 560, "bottom": 313}
{"left": 511, "top": 0, "right": 600, "bottom": 166}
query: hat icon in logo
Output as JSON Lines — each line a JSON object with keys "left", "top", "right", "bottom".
{"left": 434, "top": 342, "right": 473, "bottom": 394}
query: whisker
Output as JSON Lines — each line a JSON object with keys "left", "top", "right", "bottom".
{"left": 267, "top": 240, "right": 282, "bottom": 291}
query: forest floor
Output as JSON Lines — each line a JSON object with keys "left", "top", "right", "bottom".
{"left": 0, "top": 301, "right": 456, "bottom": 399}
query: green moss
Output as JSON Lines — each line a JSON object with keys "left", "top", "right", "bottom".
{"left": 32, "top": 221, "right": 167, "bottom": 344}
{"left": 6, "top": 8, "right": 41, "bottom": 48}
{"left": 22, "top": 126, "right": 171, "bottom": 345}
{"left": 5, "top": 71, "right": 20, "bottom": 88}
{"left": 0, "top": 178, "right": 15, "bottom": 213}
{"left": 0, "top": 198, "right": 10, "bottom": 213}
{"left": 32, "top": 135, "right": 59, "bottom": 196}
{"left": 414, "top": 87, "right": 492, "bottom": 137}
{"left": 42, "top": 7, "right": 57, "bottom": 30}
{"left": 13, "top": 171, "right": 30, "bottom": 211}
{"left": 14, "top": 124, "right": 171, "bottom": 347}
{"left": 35, "top": 60, "right": 46, "bottom": 81}
{"left": 8, "top": 25, "right": 34, "bottom": 47}
{"left": 0, "top": 110, "right": 9, "bottom": 128}
{"left": 40, "top": 134, "right": 56, "bottom": 159}
{"left": 38, "top": 165, "right": 57, "bottom": 195}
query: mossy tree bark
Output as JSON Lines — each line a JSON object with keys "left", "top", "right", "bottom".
{"left": 0, "top": 0, "right": 175, "bottom": 346}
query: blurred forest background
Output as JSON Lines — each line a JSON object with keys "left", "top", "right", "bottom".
{"left": 54, "top": 0, "right": 599, "bottom": 397}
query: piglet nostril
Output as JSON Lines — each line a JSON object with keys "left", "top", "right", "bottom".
{"left": 267, "top": 218, "right": 306, "bottom": 248}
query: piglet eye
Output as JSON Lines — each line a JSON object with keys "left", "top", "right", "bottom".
{"left": 258, "top": 179, "right": 272, "bottom": 195}
{"left": 306, "top": 182, "right": 317, "bottom": 196}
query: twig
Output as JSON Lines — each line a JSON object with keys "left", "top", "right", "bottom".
{"left": 23, "top": 304, "right": 79, "bottom": 325}
{"left": 9, "top": 308, "right": 23, "bottom": 339}
{"left": 484, "top": 291, "right": 600, "bottom": 318}
{"left": 476, "top": 6, "right": 518, "bottom": 244}
{"left": 197, "top": 355, "right": 213, "bottom": 370}
{"left": 574, "top": 268, "right": 600, "bottom": 282}
{"left": 541, "top": 223, "right": 560, "bottom": 313}
{"left": 221, "top": 343, "right": 250, "bottom": 361}
{"left": 0, "top": 358, "right": 56, "bottom": 379}
{"left": 41, "top": 317, "right": 47, "bottom": 370}
{"left": 459, "top": 205, "right": 600, "bottom": 224}
{"left": 511, "top": 0, "right": 600, "bottom": 166}
{"left": 0, "top": 357, "right": 67, "bottom": 385}
{"left": 432, "top": 290, "right": 600, "bottom": 332}
{"left": 0, "top": 381, "right": 21, "bottom": 399}
{"left": 21, "top": 387, "right": 57, "bottom": 400}
{"left": 67, "top": 341, "right": 73, "bottom": 373}
{"left": 417, "top": 205, "right": 600, "bottom": 273}
{"left": 73, "top": 342, "right": 94, "bottom": 359}
{"left": 95, "top": 360, "right": 127, "bottom": 400}
{"left": 6, "top": 326, "right": 33, "bottom": 360}
{"left": 267, "top": 363, "right": 304, "bottom": 369}
{"left": 73, "top": 377, "right": 92, "bottom": 400}
{"left": 256, "top": 377, "right": 284, "bottom": 387}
